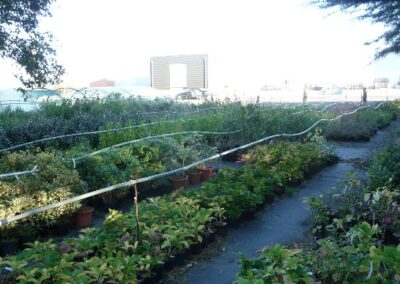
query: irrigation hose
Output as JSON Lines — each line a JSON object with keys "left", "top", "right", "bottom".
{"left": 72, "top": 129, "right": 243, "bottom": 165}
{"left": 0, "top": 166, "right": 38, "bottom": 179}
{"left": 0, "top": 107, "right": 220, "bottom": 154}
{"left": 0, "top": 102, "right": 388, "bottom": 227}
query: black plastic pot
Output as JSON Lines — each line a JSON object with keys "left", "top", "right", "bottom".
{"left": 19, "top": 234, "right": 37, "bottom": 248}
{"left": 86, "top": 197, "right": 103, "bottom": 209}
{"left": 273, "top": 186, "right": 286, "bottom": 195}
{"left": 191, "top": 243, "right": 203, "bottom": 254}
{"left": 102, "top": 199, "right": 119, "bottom": 210}
{"left": 202, "top": 233, "right": 216, "bottom": 248}
{"left": 163, "top": 256, "right": 176, "bottom": 271}
{"left": 53, "top": 223, "right": 70, "bottom": 236}
{"left": 0, "top": 240, "right": 19, "bottom": 256}
{"left": 141, "top": 264, "right": 164, "bottom": 284}
{"left": 217, "top": 226, "right": 229, "bottom": 238}
{"left": 174, "top": 249, "right": 191, "bottom": 266}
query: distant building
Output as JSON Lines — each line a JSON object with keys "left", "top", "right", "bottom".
{"left": 374, "top": 78, "right": 389, "bottom": 89}
{"left": 347, "top": 83, "right": 364, "bottom": 90}
{"left": 90, "top": 79, "right": 115, "bottom": 88}
{"left": 150, "top": 54, "right": 208, "bottom": 90}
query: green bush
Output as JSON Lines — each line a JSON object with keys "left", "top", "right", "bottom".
{"left": 1, "top": 141, "right": 335, "bottom": 282}
{"left": 323, "top": 108, "right": 394, "bottom": 141}
{"left": 368, "top": 144, "right": 400, "bottom": 189}
{"left": 0, "top": 96, "right": 214, "bottom": 149}
{"left": 238, "top": 245, "right": 314, "bottom": 284}
{"left": 0, "top": 150, "right": 85, "bottom": 244}
{"left": 238, "top": 140, "right": 400, "bottom": 283}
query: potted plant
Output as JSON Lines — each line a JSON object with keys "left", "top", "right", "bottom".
{"left": 17, "top": 225, "right": 38, "bottom": 247}
{"left": 197, "top": 145, "right": 218, "bottom": 181}
{"left": 188, "top": 169, "right": 202, "bottom": 185}
{"left": 170, "top": 138, "right": 197, "bottom": 190}
{"left": 197, "top": 165, "right": 214, "bottom": 181}
{"left": 0, "top": 231, "right": 19, "bottom": 256}
{"left": 170, "top": 156, "right": 189, "bottom": 190}
{"left": 75, "top": 204, "right": 95, "bottom": 228}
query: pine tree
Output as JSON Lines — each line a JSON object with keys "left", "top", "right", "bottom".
{"left": 312, "top": 1, "right": 400, "bottom": 58}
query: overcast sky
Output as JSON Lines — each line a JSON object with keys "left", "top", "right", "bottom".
{"left": 0, "top": 0, "right": 399, "bottom": 89}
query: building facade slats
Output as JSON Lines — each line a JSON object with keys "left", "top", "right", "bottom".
{"left": 150, "top": 54, "right": 208, "bottom": 89}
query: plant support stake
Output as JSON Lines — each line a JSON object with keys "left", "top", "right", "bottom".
{"left": 0, "top": 165, "right": 38, "bottom": 179}
{"left": 134, "top": 183, "right": 141, "bottom": 242}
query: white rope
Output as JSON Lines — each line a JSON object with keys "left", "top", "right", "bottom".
{"left": 292, "top": 102, "right": 338, "bottom": 115}
{"left": 0, "top": 166, "right": 38, "bottom": 179}
{"left": 121, "top": 106, "right": 218, "bottom": 116}
{"left": 292, "top": 110, "right": 304, "bottom": 115}
{"left": 366, "top": 259, "right": 373, "bottom": 279}
{"left": 316, "top": 102, "right": 337, "bottom": 113}
{"left": 0, "top": 118, "right": 189, "bottom": 154}
{"left": 292, "top": 102, "right": 380, "bottom": 114}
{"left": 374, "top": 101, "right": 386, "bottom": 109}
{"left": 72, "top": 129, "right": 243, "bottom": 165}
{"left": 248, "top": 103, "right": 325, "bottom": 119}
{"left": 0, "top": 103, "right": 384, "bottom": 227}
{"left": 0, "top": 101, "right": 40, "bottom": 105}
{"left": 0, "top": 107, "right": 220, "bottom": 154}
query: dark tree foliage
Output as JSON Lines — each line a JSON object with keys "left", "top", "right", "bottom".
{"left": 0, "top": 0, "right": 64, "bottom": 88}
{"left": 313, "top": 0, "right": 400, "bottom": 58}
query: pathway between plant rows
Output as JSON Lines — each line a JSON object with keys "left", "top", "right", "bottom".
{"left": 164, "top": 120, "right": 400, "bottom": 284}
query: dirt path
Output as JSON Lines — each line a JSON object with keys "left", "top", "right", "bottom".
{"left": 164, "top": 120, "right": 400, "bottom": 284}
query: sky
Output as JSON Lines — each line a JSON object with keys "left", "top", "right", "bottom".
{"left": 0, "top": 0, "right": 399, "bottom": 90}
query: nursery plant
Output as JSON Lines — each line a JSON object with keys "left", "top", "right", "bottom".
{"left": 0, "top": 149, "right": 85, "bottom": 246}
{"left": 0, "top": 141, "right": 335, "bottom": 282}
{"left": 237, "top": 142, "right": 400, "bottom": 283}
{"left": 0, "top": 98, "right": 397, "bottom": 281}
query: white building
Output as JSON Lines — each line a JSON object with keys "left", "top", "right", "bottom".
{"left": 150, "top": 54, "right": 208, "bottom": 90}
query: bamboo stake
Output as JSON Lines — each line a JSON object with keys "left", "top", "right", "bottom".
{"left": 134, "top": 183, "right": 141, "bottom": 242}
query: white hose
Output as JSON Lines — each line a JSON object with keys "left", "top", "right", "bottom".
{"left": 72, "top": 129, "right": 242, "bottom": 165}
{"left": 0, "top": 103, "right": 384, "bottom": 227}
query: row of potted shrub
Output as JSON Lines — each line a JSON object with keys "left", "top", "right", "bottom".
{"left": 0, "top": 150, "right": 85, "bottom": 254}
{"left": 323, "top": 106, "right": 397, "bottom": 141}
{"left": 0, "top": 103, "right": 394, "bottom": 253}
{"left": 0, "top": 141, "right": 337, "bottom": 283}
{"left": 2, "top": 99, "right": 398, "bottom": 152}
{"left": 0, "top": 95, "right": 215, "bottom": 149}
{"left": 0, "top": 102, "right": 396, "bottom": 255}
{"left": 0, "top": 135, "right": 219, "bottom": 252}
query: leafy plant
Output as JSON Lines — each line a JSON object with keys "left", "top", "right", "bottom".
{"left": 238, "top": 245, "right": 313, "bottom": 284}
{"left": 0, "top": 150, "right": 85, "bottom": 244}
{"left": 1, "top": 141, "right": 335, "bottom": 282}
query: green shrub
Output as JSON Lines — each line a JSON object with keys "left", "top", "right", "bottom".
{"left": 0, "top": 150, "right": 85, "bottom": 194}
{"left": 369, "top": 144, "right": 400, "bottom": 189}
{"left": 1, "top": 141, "right": 335, "bottom": 282}
{"left": 238, "top": 245, "right": 314, "bottom": 284}
{"left": 237, "top": 139, "right": 400, "bottom": 283}
{"left": 0, "top": 150, "right": 85, "bottom": 244}
{"left": 323, "top": 108, "right": 394, "bottom": 141}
